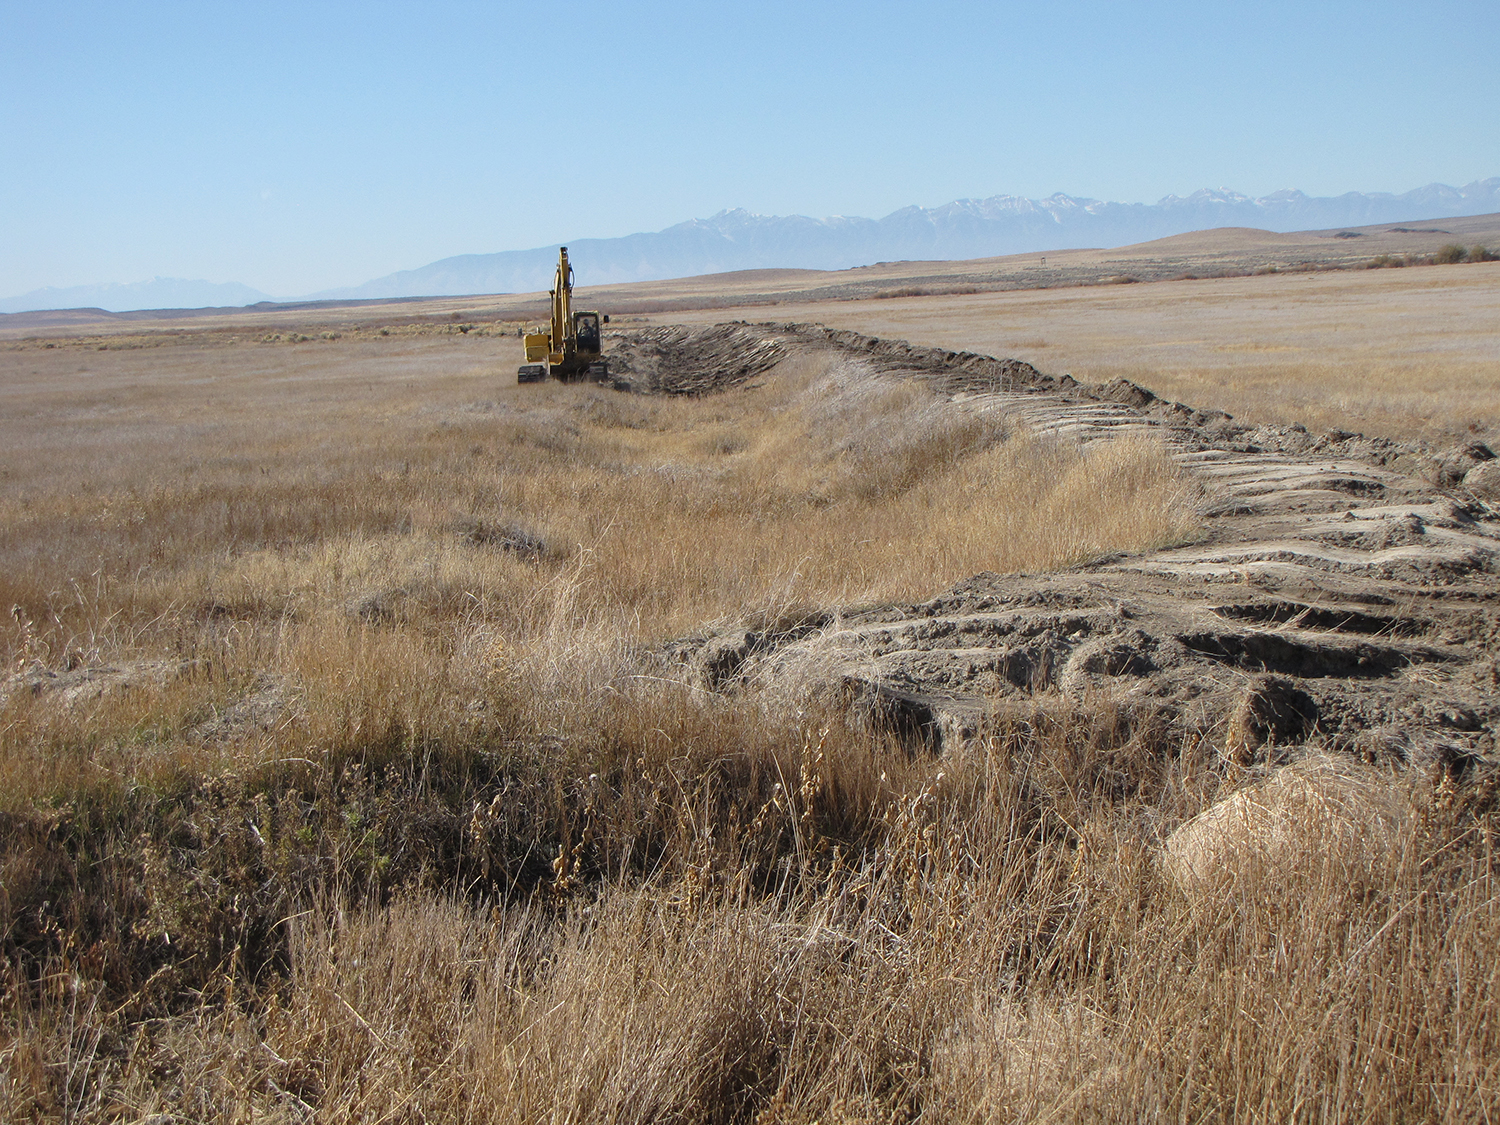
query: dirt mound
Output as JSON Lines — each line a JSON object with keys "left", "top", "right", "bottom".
{"left": 652, "top": 321, "right": 1500, "bottom": 778}
{"left": 767, "top": 323, "right": 1062, "bottom": 394}
{"left": 677, "top": 567, "right": 1495, "bottom": 770}
{"left": 606, "top": 323, "right": 790, "bottom": 394}
{"left": 191, "top": 674, "right": 301, "bottom": 742}
{"left": 2, "top": 659, "right": 186, "bottom": 709}
{"left": 607, "top": 321, "right": 1067, "bottom": 399}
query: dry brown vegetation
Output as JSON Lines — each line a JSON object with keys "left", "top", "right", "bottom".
{"left": 2, "top": 317, "right": 1498, "bottom": 1121}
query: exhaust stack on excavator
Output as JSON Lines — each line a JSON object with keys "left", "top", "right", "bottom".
{"left": 517, "top": 246, "right": 608, "bottom": 383}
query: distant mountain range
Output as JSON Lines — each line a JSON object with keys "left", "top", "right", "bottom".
{"left": 312, "top": 178, "right": 1500, "bottom": 301}
{"left": 5, "top": 178, "right": 1499, "bottom": 313}
{"left": 0, "top": 276, "right": 272, "bottom": 316}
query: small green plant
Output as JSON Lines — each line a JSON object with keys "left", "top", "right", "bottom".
{"left": 1470, "top": 244, "right": 1498, "bottom": 263}
{"left": 1434, "top": 243, "right": 1469, "bottom": 265}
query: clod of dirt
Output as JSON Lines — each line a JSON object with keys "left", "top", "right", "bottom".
{"left": 1464, "top": 460, "right": 1500, "bottom": 501}
{"left": 843, "top": 678, "right": 943, "bottom": 752}
{"left": 192, "top": 675, "right": 301, "bottom": 742}
{"left": 669, "top": 612, "right": 834, "bottom": 692}
{"left": 1099, "top": 378, "right": 1160, "bottom": 409}
{"left": 344, "top": 588, "right": 406, "bottom": 624}
{"left": 1059, "top": 630, "right": 1159, "bottom": 698}
{"left": 454, "top": 519, "right": 547, "bottom": 558}
{"left": 1379, "top": 513, "right": 1427, "bottom": 548}
{"left": 1433, "top": 440, "right": 1496, "bottom": 487}
{"left": 696, "top": 631, "right": 759, "bottom": 690}
{"left": 1223, "top": 676, "right": 1319, "bottom": 764}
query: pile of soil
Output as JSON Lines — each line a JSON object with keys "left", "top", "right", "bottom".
{"left": 635, "top": 323, "right": 1500, "bottom": 777}
{"left": 605, "top": 323, "right": 790, "bottom": 394}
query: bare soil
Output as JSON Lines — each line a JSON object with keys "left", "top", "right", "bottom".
{"left": 605, "top": 324, "right": 790, "bottom": 394}
{"left": 638, "top": 324, "right": 1500, "bottom": 775}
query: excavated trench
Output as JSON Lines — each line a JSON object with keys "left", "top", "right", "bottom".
{"left": 621, "top": 323, "right": 1500, "bottom": 776}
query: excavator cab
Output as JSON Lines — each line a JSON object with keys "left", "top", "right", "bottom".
{"left": 574, "top": 312, "right": 601, "bottom": 354}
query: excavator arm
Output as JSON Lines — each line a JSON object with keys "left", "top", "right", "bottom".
{"left": 551, "top": 247, "right": 573, "bottom": 356}
{"left": 518, "top": 246, "right": 607, "bottom": 384}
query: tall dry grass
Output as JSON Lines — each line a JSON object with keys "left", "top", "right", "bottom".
{"left": 5, "top": 726, "right": 1496, "bottom": 1121}
{"left": 4, "top": 334, "right": 1496, "bottom": 1120}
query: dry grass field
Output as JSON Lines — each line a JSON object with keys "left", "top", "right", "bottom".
{"left": 10, "top": 224, "right": 1494, "bottom": 443}
{"left": 668, "top": 261, "right": 1500, "bottom": 445}
{"left": 3, "top": 259, "right": 1499, "bottom": 1121}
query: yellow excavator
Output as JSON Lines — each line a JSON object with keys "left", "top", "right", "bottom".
{"left": 517, "top": 246, "right": 608, "bottom": 383}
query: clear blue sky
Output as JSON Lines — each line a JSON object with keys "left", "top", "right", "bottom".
{"left": 3, "top": 0, "right": 1496, "bottom": 297}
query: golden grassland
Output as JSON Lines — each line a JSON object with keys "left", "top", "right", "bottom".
{"left": 7, "top": 237, "right": 1497, "bottom": 445}
{"left": 0, "top": 338, "right": 1196, "bottom": 658}
{"left": 0, "top": 343, "right": 1197, "bottom": 812}
{"left": 2, "top": 291, "right": 1498, "bottom": 1121}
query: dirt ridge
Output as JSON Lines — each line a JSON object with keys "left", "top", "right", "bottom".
{"left": 638, "top": 323, "right": 1500, "bottom": 774}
